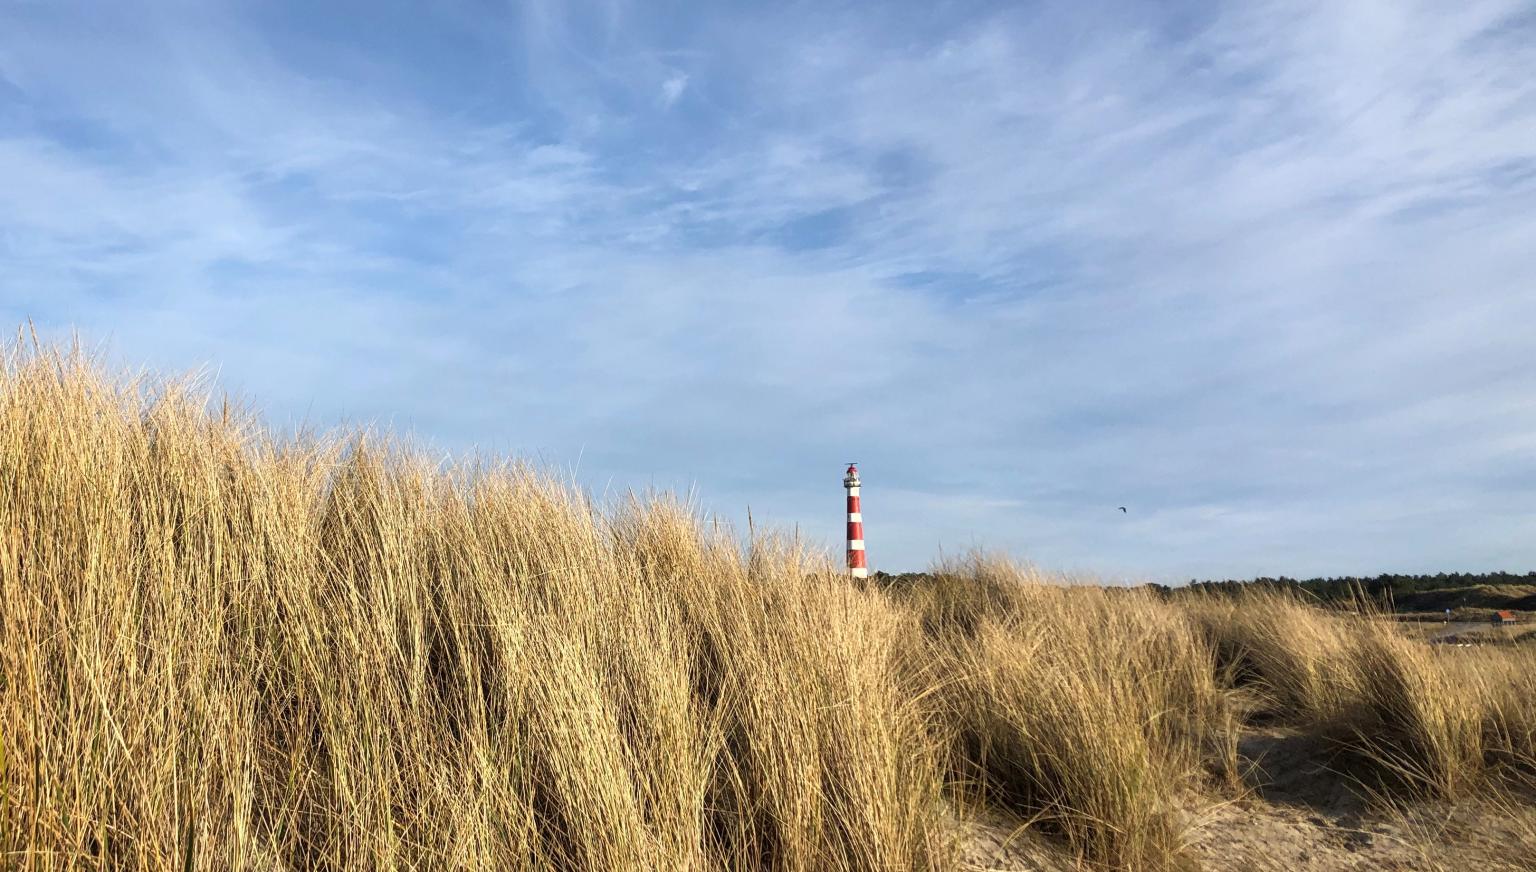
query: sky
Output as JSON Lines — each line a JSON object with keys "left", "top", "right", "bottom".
{"left": 2, "top": 0, "right": 1535, "bottom": 581}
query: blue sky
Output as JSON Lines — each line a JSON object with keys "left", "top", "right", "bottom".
{"left": 3, "top": 0, "right": 1535, "bottom": 580}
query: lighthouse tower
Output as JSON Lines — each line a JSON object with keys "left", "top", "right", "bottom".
{"left": 844, "top": 463, "right": 867, "bottom": 578}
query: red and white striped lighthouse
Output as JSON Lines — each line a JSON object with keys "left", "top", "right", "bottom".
{"left": 844, "top": 463, "right": 867, "bottom": 578}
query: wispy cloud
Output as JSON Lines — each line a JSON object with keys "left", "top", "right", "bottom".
{"left": 660, "top": 72, "right": 688, "bottom": 107}
{"left": 2, "top": 0, "right": 1534, "bottom": 579}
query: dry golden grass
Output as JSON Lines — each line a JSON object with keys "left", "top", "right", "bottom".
{"left": 0, "top": 343, "right": 944, "bottom": 870}
{"left": 1188, "top": 586, "right": 1536, "bottom": 799}
{"left": 2, "top": 339, "right": 1534, "bottom": 871}
{"left": 897, "top": 555, "right": 1233, "bottom": 870}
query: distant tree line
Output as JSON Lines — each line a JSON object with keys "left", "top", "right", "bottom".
{"left": 1177, "top": 571, "right": 1536, "bottom": 603}
{"left": 869, "top": 569, "right": 1536, "bottom": 611}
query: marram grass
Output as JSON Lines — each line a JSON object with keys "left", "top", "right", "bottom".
{"left": 2, "top": 339, "right": 1534, "bottom": 871}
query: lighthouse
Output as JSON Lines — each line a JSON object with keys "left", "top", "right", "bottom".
{"left": 844, "top": 463, "right": 867, "bottom": 578}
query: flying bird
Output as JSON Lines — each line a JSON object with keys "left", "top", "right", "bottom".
{"left": 1117, "top": 506, "right": 1127, "bottom": 513}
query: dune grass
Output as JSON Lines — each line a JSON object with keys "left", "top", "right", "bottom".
{"left": 0, "top": 344, "right": 944, "bottom": 870}
{"left": 1186, "top": 586, "right": 1536, "bottom": 799}
{"left": 2, "top": 339, "right": 1534, "bottom": 871}
{"left": 899, "top": 557, "right": 1232, "bottom": 870}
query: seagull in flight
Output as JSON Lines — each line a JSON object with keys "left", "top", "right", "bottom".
{"left": 1117, "top": 506, "right": 1127, "bottom": 513}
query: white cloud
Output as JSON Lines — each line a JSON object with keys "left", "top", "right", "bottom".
{"left": 660, "top": 71, "right": 688, "bottom": 107}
